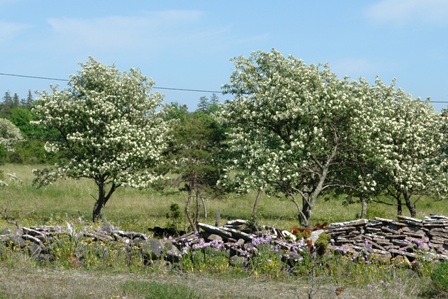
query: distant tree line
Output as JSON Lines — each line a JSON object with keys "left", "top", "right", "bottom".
{"left": 0, "top": 90, "right": 60, "bottom": 165}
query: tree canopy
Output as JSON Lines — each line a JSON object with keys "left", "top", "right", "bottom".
{"left": 162, "top": 101, "right": 225, "bottom": 231}
{"left": 32, "top": 57, "right": 169, "bottom": 221}
{"left": 220, "top": 49, "right": 446, "bottom": 226}
{"left": 365, "top": 79, "right": 446, "bottom": 216}
{"left": 0, "top": 118, "right": 23, "bottom": 186}
{"left": 0, "top": 118, "right": 24, "bottom": 153}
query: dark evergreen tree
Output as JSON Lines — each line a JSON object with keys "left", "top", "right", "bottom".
{"left": 1, "top": 91, "right": 13, "bottom": 116}
{"left": 162, "top": 103, "right": 226, "bottom": 232}
{"left": 12, "top": 93, "right": 20, "bottom": 107}
{"left": 210, "top": 93, "right": 219, "bottom": 105}
{"left": 197, "top": 93, "right": 220, "bottom": 113}
{"left": 20, "top": 90, "right": 34, "bottom": 108}
{"left": 197, "top": 96, "right": 209, "bottom": 112}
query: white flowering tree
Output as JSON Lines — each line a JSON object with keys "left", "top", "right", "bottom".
{"left": 0, "top": 118, "right": 24, "bottom": 152}
{"left": 0, "top": 118, "right": 24, "bottom": 186}
{"left": 220, "top": 49, "right": 374, "bottom": 226}
{"left": 32, "top": 57, "right": 169, "bottom": 221}
{"left": 368, "top": 79, "right": 446, "bottom": 217}
{"left": 326, "top": 78, "right": 388, "bottom": 218}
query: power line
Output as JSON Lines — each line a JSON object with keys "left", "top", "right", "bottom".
{"left": 0, "top": 71, "right": 447, "bottom": 103}
{"left": 152, "top": 86, "right": 223, "bottom": 93}
{"left": 0, "top": 72, "right": 223, "bottom": 94}
{"left": 0, "top": 72, "right": 68, "bottom": 82}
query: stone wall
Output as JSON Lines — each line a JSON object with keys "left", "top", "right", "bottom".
{"left": 324, "top": 214, "right": 448, "bottom": 262}
{"left": 0, "top": 214, "right": 447, "bottom": 269}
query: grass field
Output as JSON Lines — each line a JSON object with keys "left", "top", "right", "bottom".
{"left": 2, "top": 164, "right": 447, "bottom": 232}
{"left": 1, "top": 164, "right": 448, "bottom": 298}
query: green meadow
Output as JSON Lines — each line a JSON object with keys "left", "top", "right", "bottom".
{"left": 3, "top": 164, "right": 447, "bottom": 231}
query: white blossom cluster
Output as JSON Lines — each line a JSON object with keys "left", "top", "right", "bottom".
{"left": 220, "top": 50, "right": 367, "bottom": 195}
{"left": 32, "top": 57, "right": 169, "bottom": 191}
{"left": 0, "top": 118, "right": 24, "bottom": 186}
{"left": 0, "top": 118, "right": 24, "bottom": 152}
{"left": 360, "top": 78, "right": 447, "bottom": 198}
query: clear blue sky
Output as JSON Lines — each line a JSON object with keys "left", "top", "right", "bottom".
{"left": 1, "top": 0, "right": 447, "bottom": 111}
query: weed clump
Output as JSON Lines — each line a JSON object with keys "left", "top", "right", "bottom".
{"left": 314, "top": 232, "right": 330, "bottom": 256}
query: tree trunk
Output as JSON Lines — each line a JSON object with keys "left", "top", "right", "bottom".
{"left": 299, "top": 167, "right": 329, "bottom": 227}
{"left": 360, "top": 197, "right": 368, "bottom": 218}
{"left": 215, "top": 209, "right": 221, "bottom": 227}
{"left": 92, "top": 196, "right": 106, "bottom": 222}
{"left": 200, "top": 195, "right": 207, "bottom": 219}
{"left": 252, "top": 188, "right": 263, "bottom": 220}
{"left": 300, "top": 196, "right": 312, "bottom": 227}
{"left": 396, "top": 196, "right": 403, "bottom": 216}
{"left": 185, "top": 188, "right": 197, "bottom": 233}
{"left": 92, "top": 179, "right": 117, "bottom": 222}
{"left": 289, "top": 194, "right": 304, "bottom": 224}
{"left": 195, "top": 190, "right": 201, "bottom": 226}
{"left": 404, "top": 193, "right": 417, "bottom": 217}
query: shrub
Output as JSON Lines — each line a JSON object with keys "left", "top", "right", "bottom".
{"left": 314, "top": 232, "right": 331, "bottom": 256}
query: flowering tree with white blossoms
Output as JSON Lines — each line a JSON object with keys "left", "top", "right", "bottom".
{"left": 220, "top": 49, "right": 374, "bottom": 226}
{"left": 0, "top": 118, "right": 24, "bottom": 186}
{"left": 367, "top": 79, "right": 446, "bottom": 217}
{"left": 0, "top": 118, "right": 23, "bottom": 152}
{"left": 32, "top": 57, "right": 169, "bottom": 221}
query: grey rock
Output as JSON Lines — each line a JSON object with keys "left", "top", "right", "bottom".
{"left": 0, "top": 228, "right": 11, "bottom": 235}
{"left": 22, "top": 234, "right": 44, "bottom": 246}
{"left": 308, "top": 229, "right": 324, "bottom": 245}
{"left": 229, "top": 255, "right": 247, "bottom": 267}
{"left": 141, "top": 239, "right": 165, "bottom": 261}
{"left": 26, "top": 242, "right": 42, "bottom": 257}
{"left": 101, "top": 222, "right": 115, "bottom": 233}
{"left": 206, "top": 234, "right": 223, "bottom": 242}
{"left": 12, "top": 235, "right": 26, "bottom": 248}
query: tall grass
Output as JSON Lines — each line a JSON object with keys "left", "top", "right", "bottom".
{"left": 1, "top": 164, "right": 447, "bottom": 232}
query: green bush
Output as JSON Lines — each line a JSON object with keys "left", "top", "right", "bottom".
{"left": 431, "top": 261, "right": 448, "bottom": 291}
{"left": 315, "top": 232, "right": 331, "bottom": 256}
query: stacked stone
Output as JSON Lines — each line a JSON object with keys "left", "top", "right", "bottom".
{"left": 325, "top": 215, "right": 448, "bottom": 262}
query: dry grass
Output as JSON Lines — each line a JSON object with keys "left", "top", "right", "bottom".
{"left": 0, "top": 266, "right": 430, "bottom": 299}
{"left": 1, "top": 164, "right": 447, "bottom": 232}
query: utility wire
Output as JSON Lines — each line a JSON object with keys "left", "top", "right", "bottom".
{"left": 0, "top": 72, "right": 68, "bottom": 82}
{"left": 1, "top": 71, "right": 447, "bottom": 103}
{"left": 0, "top": 72, "right": 223, "bottom": 94}
{"left": 152, "top": 86, "right": 223, "bottom": 93}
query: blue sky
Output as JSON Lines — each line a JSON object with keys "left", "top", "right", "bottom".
{"left": 1, "top": 0, "right": 447, "bottom": 111}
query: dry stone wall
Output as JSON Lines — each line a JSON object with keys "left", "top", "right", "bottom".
{"left": 0, "top": 214, "right": 447, "bottom": 269}
{"left": 325, "top": 214, "right": 448, "bottom": 262}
